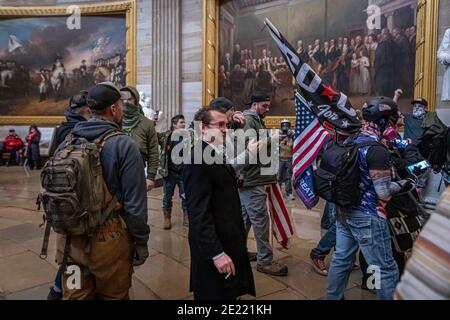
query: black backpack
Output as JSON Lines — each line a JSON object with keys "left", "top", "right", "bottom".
{"left": 314, "top": 138, "right": 381, "bottom": 211}
{"left": 418, "top": 123, "right": 449, "bottom": 170}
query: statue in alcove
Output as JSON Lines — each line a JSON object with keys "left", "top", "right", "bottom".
{"left": 438, "top": 28, "right": 450, "bottom": 101}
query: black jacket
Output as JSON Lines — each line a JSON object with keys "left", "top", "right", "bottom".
{"left": 183, "top": 141, "right": 255, "bottom": 300}
{"left": 70, "top": 118, "right": 150, "bottom": 246}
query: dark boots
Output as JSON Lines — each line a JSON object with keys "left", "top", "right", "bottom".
{"left": 163, "top": 208, "right": 172, "bottom": 230}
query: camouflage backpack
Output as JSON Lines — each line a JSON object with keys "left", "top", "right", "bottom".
{"left": 37, "top": 129, "right": 123, "bottom": 260}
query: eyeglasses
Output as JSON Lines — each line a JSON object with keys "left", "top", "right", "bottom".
{"left": 205, "top": 121, "right": 228, "bottom": 129}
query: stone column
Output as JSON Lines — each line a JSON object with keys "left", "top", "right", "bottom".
{"left": 152, "top": 0, "right": 181, "bottom": 130}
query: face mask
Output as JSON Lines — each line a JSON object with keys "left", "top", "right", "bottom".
{"left": 123, "top": 102, "right": 139, "bottom": 113}
{"left": 413, "top": 106, "right": 426, "bottom": 119}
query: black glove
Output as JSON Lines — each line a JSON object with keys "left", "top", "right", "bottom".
{"left": 133, "top": 244, "right": 149, "bottom": 267}
{"left": 393, "top": 178, "right": 416, "bottom": 195}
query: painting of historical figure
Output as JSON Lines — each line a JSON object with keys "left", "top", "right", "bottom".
{"left": 219, "top": 0, "right": 418, "bottom": 116}
{"left": 0, "top": 15, "right": 126, "bottom": 116}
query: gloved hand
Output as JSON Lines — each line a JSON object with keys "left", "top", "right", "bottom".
{"left": 133, "top": 244, "right": 149, "bottom": 267}
{"left": 393, "top": 178, "right": 416, "bottom": 195}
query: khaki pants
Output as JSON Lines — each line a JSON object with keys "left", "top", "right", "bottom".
{"left": 61, "top": 218, "right": 134, "bottom": 300}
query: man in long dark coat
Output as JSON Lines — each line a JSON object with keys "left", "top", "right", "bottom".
{"left": 392, "top": 28, "right": 411, "bottom": 94}
{"left": 183, "top": 107, "right": 255, "bottom": 300}
{"left": 375, "top": 28, "right": 395, "bottom": 97}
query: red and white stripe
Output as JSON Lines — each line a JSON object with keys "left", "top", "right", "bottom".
{"left": 292, "top": 119, "right": 330, "bottom": 177}
{"left": 267, "top": 183, "right": 294, "bottom": 249}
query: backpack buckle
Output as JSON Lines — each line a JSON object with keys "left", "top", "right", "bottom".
{"left": 60, "top": 149, "right": 70, "bottom": 159}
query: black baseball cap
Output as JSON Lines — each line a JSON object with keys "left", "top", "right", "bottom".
{"left": 69, "top": 90, "right": 88, "bottom": 109}
{"left": 87, "top": 82, "right": 128, "bottom": 110}
{"left": 411, "top": 97, "right": 428, "bottom": 107}
{"left": 246, "top": 91, "right": 270, "bottom": 105}
{"left": 209, "top": 97, "right": 234, "bottom": 111}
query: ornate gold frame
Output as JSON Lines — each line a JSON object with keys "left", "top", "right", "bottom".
{"left": 203, "top": 0, "right": 440, "bottom": 127}
{"left": 414, "top": 0, "right": 440, "bottom": 111}
{"left": 0, "top": 0, "right": 136, "bottom": 126}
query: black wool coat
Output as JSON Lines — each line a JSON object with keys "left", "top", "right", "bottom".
{"left": 183, "top": 141, "right": 255, "bottom": 300}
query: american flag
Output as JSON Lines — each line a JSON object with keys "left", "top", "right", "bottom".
{"left": 267, "top": 183, "right": 294, "bottom": 249}
{"left": 293, "top": 92, "right": 330, "bottom": 209}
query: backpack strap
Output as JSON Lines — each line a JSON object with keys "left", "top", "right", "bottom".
{"left": 92, "top": 129, "right": 125, "bottom": 221}
{"left": 93, "top": 129, "right": 125, "bottom": 152}
{"left": 39, "top": 220, "right": 51, "bottom": 259}
{"left": 82, "top": 130, "right": 125, "bottom": 275}
{"left": 86, "top": 130, "right": 126, "bottom": 228}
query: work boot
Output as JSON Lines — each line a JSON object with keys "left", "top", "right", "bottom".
{"left": 256, "top": 261, "right": 288, "bottom": 276}
{"left": 183, "top": 209, "right": 188, "bottom": 227}
{"left": 310, "top": 254, "right": 328, "bottom": 276}
{"left": 163, "top": 208, "right": 172, "bottom": 230}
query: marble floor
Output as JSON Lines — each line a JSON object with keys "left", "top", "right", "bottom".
{"left": 0, "top": 167, "right": 375, "bottom": 300}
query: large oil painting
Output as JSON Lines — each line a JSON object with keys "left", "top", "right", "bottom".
{"left": 218, "top": 0, "right": 418, "bottom": 116}
{"left": 0, "top": 14, "right": 126, "bottom": 117}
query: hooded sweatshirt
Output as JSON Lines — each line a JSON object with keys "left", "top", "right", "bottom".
{"left": 70, "top": 118, "right": 150, "bottom": 246}
{"left": 48, "top": 109, "right": 87, "bottom": 157}
{"left": 121, "top": 86, "right": 144, "bottom": 115}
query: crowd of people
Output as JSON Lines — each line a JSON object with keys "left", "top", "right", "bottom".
{"left": 219, "top": 26, "right": 416, "bottom": 108}
{"left": 0, "top": 126, "right": 42, "bottom": 169}
{"left": 3, "top": 55, "right": 447, "bottom": 300}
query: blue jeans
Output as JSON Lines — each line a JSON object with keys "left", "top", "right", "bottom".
{"left": 321, "top": 201, "right": 336, "bottom": 230}
{"left": 240, "top": 185, "right": 273, "bottom": 266}
{"left": 54, "top": 269, "right": 62, "bottom": 293}
{"left": 327, "top": 210, "right": 399, "bottom": 300}
{"left": 311, "top": 202, "right": 336, "bottom": 257}
{"left": 311, "top": 222, "right": 336, "bottom": 258}
{"left": 277, "top": 159, "right": 293, "bottom": 196}
{"left": 163, "top": 171, "right": 187, "bottom": 210}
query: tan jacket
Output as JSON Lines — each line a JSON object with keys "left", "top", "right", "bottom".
{"left": 279, "top": 137, "right": 293, "bottom": 160}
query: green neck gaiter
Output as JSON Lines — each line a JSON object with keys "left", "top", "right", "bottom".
{"left": 122, "top": 103, "right": 141, "bottom": 135}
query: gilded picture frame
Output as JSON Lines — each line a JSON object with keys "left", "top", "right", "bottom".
{"left": 203, "top": 0, "right": 440, "bottom": 128}
{"left": 0, "top": 0, "right": 136, "bottom": 126}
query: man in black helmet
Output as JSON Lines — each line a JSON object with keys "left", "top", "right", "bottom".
{"left": 327, "top": 97, "right": 415, "bottom": 300}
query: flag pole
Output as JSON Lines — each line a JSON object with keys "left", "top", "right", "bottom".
{"left": 267, "top": 195, "right": 274, "bottom": 249}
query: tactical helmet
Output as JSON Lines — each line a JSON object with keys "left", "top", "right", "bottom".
{"left": 280, "top": 119, "right": 291, "bottom": 128}
{"left": 362, "top": 97, "right": 398, "bottom": 122}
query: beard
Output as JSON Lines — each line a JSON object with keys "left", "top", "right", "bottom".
{"left": 114, "top": 117, "right": 123, "bottom": 130}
